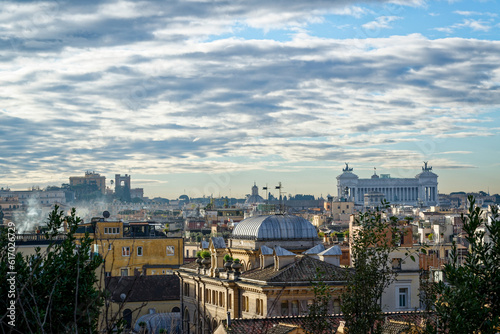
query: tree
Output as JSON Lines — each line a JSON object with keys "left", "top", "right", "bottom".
{"left": 431, "top": 196, "right": 500, "bottom": 333}
{"left": 340, "top": 202, "right": 401, "bottom": 334}
{"left": 0, "top": 206, "right": 103, "bottom": 333}
{"left": 303, "top": 268, "right": 339, "bottom": 334}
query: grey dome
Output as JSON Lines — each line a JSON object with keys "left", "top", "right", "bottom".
{"left": 336, "top": 171, "right": 359, "bottom": 180}
{"left": 245, "top": 182, "right": 264, "bottom": 204}
{"left": 231, "top": 215, "right": 318, "bottom": 240}
{"left": 245, "top": 194, "right": 264, "bottom": 205}
{"left": 416, "top": 171, "right": 438, "bottom": 179}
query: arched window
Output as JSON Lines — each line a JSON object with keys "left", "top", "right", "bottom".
{"left": 123, "top": 309, "right": 132, "bottom": 329}
{"left": 184, "top": 308, "right": 190, "bottom": 334}
{"left": 172, "top": 307, "right": 180, "bottom": 312}
{"left": 206, "top": 315, "right": 212, "bottom": 334}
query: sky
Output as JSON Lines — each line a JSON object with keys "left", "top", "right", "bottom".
{"left": 1, "top": 0, "right": 499, "bottom": 199}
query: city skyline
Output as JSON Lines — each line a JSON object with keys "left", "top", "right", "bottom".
{"left": 1, "top": 0, "right": 499, "bottom": 198}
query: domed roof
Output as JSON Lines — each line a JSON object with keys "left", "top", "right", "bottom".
{"left": 245, "top": 194, "right": 264, "bottom": 205}
{"left": 337, "top": 171, "right": 359, "bottom": 180}
{"left": 245, "top": 182, "right": 265, "bottom": 204}
{"left": 231, "top": 215, "right": 318, "bottom": 240}
{"left": 416, "top": 162, "right": 438, "bottom": 179}
{"left": 416, "top": 170, "right": 438, "bottom": 179}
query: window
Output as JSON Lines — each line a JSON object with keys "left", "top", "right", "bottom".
{"left": 121, "top": 269, "right": 128, "bottom": 277}
{"left": 398, "top": 287, "right": 409, "bottom": 308}
{"left": 256, "top": 299, "right": 264, "bottom": 315}
{"left": 392, "top": 258, "right": 402, "bottom": 270}
{"left": 122, "top": 247, "right": 130, "bottom": 256}
{"left": 333, "top": 299, "right": 341, "bottom": 314}
{"left": 137, "top": 246, "right": 143, "bottom": 256}
{"left": 184, "top": 283, "right": 190, "bottom": 297}
{"left": 104, "top": 227, "right": 108, "bottom": 233}
{"left": 242, "top": 296, "right": 249, "bottom": 312}
{"left": 108, "top": 243, "right": 112, "bottom": 251}
{"left": 281, "top": 301, "right": 289, "bottom": 316}
{"left": 291, "top": 300, "right": 299, "bottom": 316}
{"left": 166, "top": 246, "right": 175, "bottom": 256}
{"left": 105, "top": 272, "right": 111, "bottom": 277}
{"left": 229, "top": 294, "right": 232, "bottom": 309}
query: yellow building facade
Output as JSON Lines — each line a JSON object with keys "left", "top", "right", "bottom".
{"left": 75, "top": 218, "right": 184, "bottom": 277}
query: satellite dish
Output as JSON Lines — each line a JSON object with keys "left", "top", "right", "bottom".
{"left": 103, "top": 211, "right": 110, "bottom": 219}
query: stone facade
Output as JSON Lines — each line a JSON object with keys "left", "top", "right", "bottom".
{"left": 337, "top": 162, "right": 439, "bottom": 207}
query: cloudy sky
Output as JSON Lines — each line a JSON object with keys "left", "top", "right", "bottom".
{"left": 1, "top": 0, "right": 499, "bottom": 199}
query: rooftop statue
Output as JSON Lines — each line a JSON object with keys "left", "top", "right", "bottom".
{"left": 343, "top": 162, "right": 353, "bottom": 172}
{"left": 422, "top": 161, "right": 433, "bottom": 172}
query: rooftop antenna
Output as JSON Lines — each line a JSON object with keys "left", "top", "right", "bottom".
{"left": 262, "top": 184, "right": 269, "bottom": 203}
{"left": 276, "top": 182, "right": 286, "bottom": 214}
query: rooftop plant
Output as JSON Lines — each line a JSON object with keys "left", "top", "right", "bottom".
{"left": 200, "top": 250, "right": 211, "bottom": 259}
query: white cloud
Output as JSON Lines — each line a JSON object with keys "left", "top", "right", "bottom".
{"left": 0, "top": 0, "right": 498, "bottom": 190}
{"left": 436, "top": 18, "right": 493, "bottom": 33}
{"left": 454, "top": 10, "right": 497, "bottom": 17}
{"left": 362, "top": 16, "right": 402, "bottom": 30}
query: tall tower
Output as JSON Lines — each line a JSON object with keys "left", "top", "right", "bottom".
{"left": 115, "top": 174, "right": 131, "bottom": 201}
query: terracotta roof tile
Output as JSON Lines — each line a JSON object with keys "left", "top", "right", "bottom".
{"left": 226, "top": 312, "right": 435, "bottom": 334}
{"left": 240, "top": 255, "right": 349, "bottom": 283}
{"left": 105, "top": 274, "right": 180, "bottom": 303}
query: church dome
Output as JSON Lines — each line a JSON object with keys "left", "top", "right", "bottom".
{"left": 231, "top": 215, "right": 318, "bottom": 240}
{"left": 245, "top": 182, "right": 264, "bottom": 205}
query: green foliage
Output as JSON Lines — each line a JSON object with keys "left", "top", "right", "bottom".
{"left": 223, "top": 254, "right": 233, "bottom": 262}
{"left": 0, "top": 206, "right": 103, "bottom": 333}
{"left": 233, "top": 258, "right": 240, "bottom": 263}
{"left": 200, "top": 250, "right": 211, "bottom": 259}
{"left": 432, "top": 196, "right": 500, "bottom": 333}
{"left": 340, "top": 201, "right": 400, "bottom": 334}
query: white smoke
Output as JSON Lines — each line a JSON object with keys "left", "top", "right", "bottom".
{"left": 13, "top": 196, "right": 51, "bottom": 234}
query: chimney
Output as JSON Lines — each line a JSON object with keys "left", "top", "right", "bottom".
{"left": 260, "top": 245, "right": 274, "bottom": 269}
{"left": 274, "top": 246, "right": 296, "bottom": 270}
{"left": 317, "top": 246, "right": 342, "bottom": 266}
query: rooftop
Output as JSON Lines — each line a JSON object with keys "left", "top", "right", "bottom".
{"left": 240, "top": 255, "right": 349, "bottom": 283}
{"left": 231, "top": 215, "right": 318, "bottom": 241}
